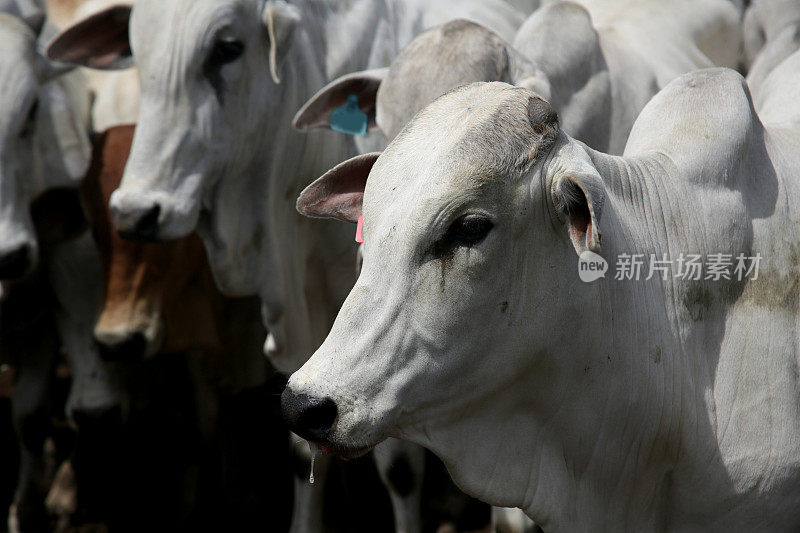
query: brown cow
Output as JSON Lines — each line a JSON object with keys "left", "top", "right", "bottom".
{"left": 78, "top": 124, "right": 293, "bottom": 530}
{"left": 82, "top": 125, "right": 261, "bottom": 374}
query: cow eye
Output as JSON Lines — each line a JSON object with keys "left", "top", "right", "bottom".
{"left": 19, "top": 99, "right": 38, "bottom": 138}
{"left": 209, "top": 38, "right": 244, "bottom": 66}
{"left": 433, "top": 214, "right": 493, "bottom": 256}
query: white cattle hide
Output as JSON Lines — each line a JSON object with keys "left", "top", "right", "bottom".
{"left": 286, "top": 62, "right": 800, "bottom": 530}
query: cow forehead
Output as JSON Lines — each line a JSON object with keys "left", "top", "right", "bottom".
{"left": 378, "top": 21, "right": 508, "bottom": 133}
{"left": 366, "top": 83, "right": 539, "bottom": 220}
{"left": 131, "top": 0, "right": 248, "bottom": 64}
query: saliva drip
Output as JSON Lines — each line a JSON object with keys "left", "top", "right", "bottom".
{"left": 308, "top": 441, "right": 320, "bottom": 484}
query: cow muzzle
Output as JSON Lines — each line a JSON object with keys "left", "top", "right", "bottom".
{"left": 109, "top": 186, "right": 199, "bottom": 242}
{"left": 281, "top": 388, "right": 338, "bottom": 442}
{"left": 117, "top": 204, "right": 161, "bottom": 242}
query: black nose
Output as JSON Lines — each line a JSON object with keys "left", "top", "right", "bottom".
{"left": 0, "top": 245, "right": 32, "bottom": 280}
{"left": 95, "top": 331, "right": 147, "bottom": 363}
{"left": 281, "top": 388, "right": 338, "bottom": 441}
{"left": 118, "top": 204, "right": 161, "bottom": 242}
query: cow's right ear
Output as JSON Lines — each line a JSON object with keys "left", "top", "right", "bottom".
{"left": 549, "top": 142, "right": 604, "bottom": 256}
{"left": 296, "top": 152, "right": 381, "bottom": 223}
{"left": 45, "top": 4, "right": 133, "bottom": 70}
{"left": 293, "top": 68, "right": 387, "bottom": 132}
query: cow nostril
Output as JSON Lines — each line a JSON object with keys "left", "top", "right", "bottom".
{"left": 118, "top": 204, "right": 161, "bottom": 242}
{"left": 281, "top": 389, "right": 338, "bottom": 441}
{"left": 94, "top": 331, "right": 147, "bottom": 363}
{"left": 299, "top": 397, "right": 338, "bottom": 437}
{"left": 0, "top": 245, "right": 32, "bottom": 280}
{"left": 136, "top": 204, "right": 160, "bottom": 235}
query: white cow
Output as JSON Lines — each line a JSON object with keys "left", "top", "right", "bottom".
{"left": 0, "top": 11, "right": 128, "bottom": 530}
{"left": 284, "top": 63, "right": 800, "bottom": 530}
{"left": 743, "top": 0, "right": 800, "bottom": 69}
{"left": 0, "top": 12, "right": 89, "bottom": 278}
{"left": 296, "top": 0, "right": 741, "bottom": 155}
{"left": 46, "top": 1, "right": 532, "bottom": 531}
{"left": 44, "top": 0, "right": 531, "bottom": 373}
{"left": 293, "top": 7, "right": 738, "bottom": 531}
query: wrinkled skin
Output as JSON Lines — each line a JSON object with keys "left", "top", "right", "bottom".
{"left": 287, "top": 73, "right": 800, "bottom": 530}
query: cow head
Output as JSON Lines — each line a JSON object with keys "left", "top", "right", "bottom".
{"left": 294, "top": 4, "right": 614, "bottom": 153}
{"left": 293, "top": 19, "right": 551, "bottom": 142}
{"left": 283, "top": 84, "right": 607, "bottom": 472}
{"left": 83, "top": 125, "right": 215, "bottom": 361}
{"left": 47, "top": 0, "right": 302, "bottom": 242}
{"left": 0, "top": 13, "right": 89, "bottom": 280}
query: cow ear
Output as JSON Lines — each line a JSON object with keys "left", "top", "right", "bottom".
{"left": 552, "top": 166, "right": 604, "bottom": 255}
{"left": 296, "top": 152, "right": 381, "bottom": 223}
{"left": 45, "top": 5, "right": 133, "bottom": 70}
{"left": 526, "top": 95, "right": 602, "bottom": 256}
{"left": 293, "top": 68, "right": 387, "bottom": 132}
{"left": 262, "top": 1, "right": 301, "bottom": 84}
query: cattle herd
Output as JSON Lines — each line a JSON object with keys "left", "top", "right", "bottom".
{"left": 1, "top": 0, "right": 799, "bottom": 531}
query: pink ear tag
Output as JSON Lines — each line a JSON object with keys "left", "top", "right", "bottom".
{"left": 355, "top": 216, "right": 364, "bottom": 243}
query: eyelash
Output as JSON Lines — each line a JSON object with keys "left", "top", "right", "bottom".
{"left": 209, "top": 39, "right": 244, "bottom": 66}
{"left": 430, "top": 215, "right": 494, "bottom": 258}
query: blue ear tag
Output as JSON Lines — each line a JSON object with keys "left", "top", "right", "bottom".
{"left": 330, "top": 94, "right": 368, "bottom": 136}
